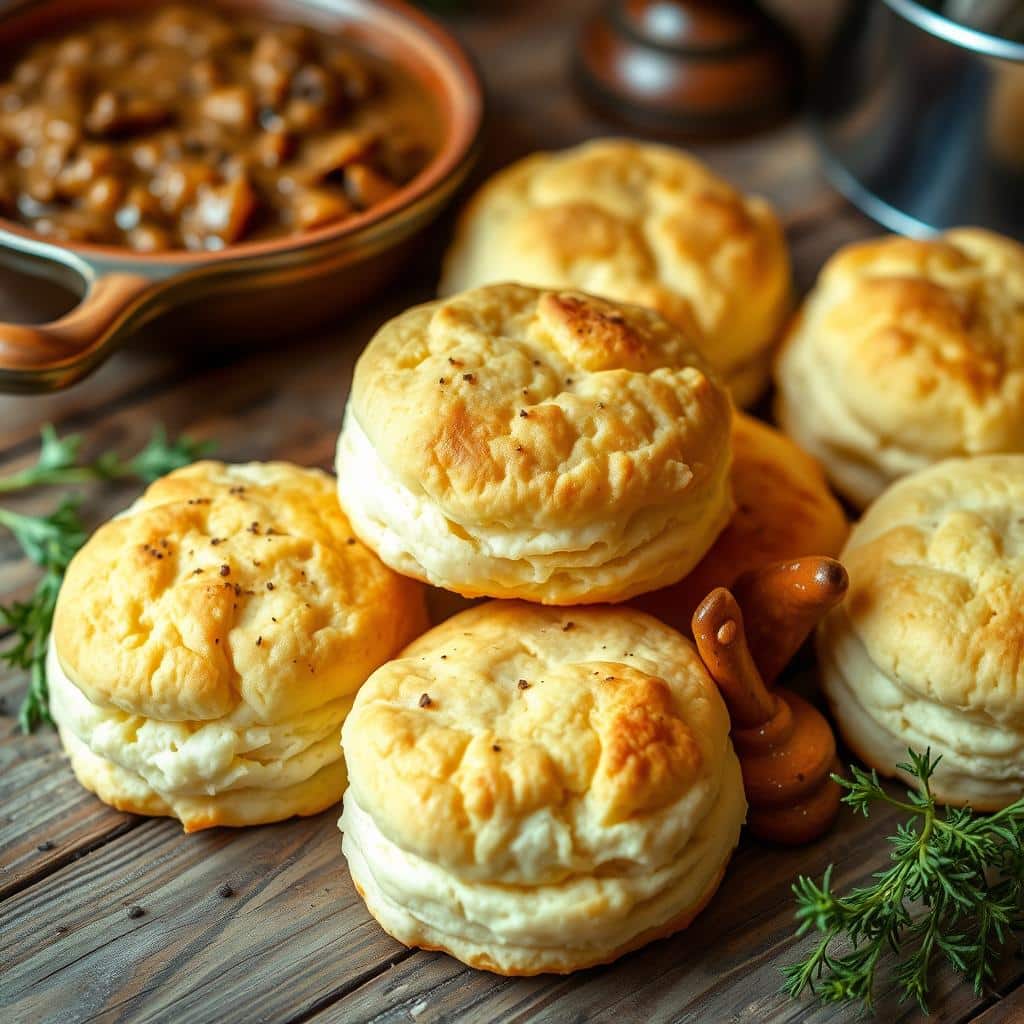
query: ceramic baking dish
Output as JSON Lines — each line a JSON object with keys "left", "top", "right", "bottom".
{"left": 0, "top": 0, "right": 483, "bottom": 392}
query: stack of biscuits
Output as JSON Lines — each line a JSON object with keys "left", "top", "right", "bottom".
{"left": 49, "top": 138, "right": 1024, "bottom": 977}
{"left": 774, "top": 228, "right": 1024, "bottom": 811}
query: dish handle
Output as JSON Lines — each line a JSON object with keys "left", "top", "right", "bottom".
{"left": 0, "top": 238, "right": 159, "bottom": 393}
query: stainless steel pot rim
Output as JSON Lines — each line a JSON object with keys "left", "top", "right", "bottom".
{"left": 884, "top": 0, "right": 1024, "bottom": 62}
{"left": 813, "top": 133, "right": 940, "bottom": 238}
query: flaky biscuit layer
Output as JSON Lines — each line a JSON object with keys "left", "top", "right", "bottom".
{"left": 337, "top": 412, "right": 730, "bottom": 604}
{"left": 51, "top": 460, "right": 428, "bottom": 829}
{"left": 817, "top": 455, "right": 1024, "bottom": 808}
{"left": 440, "top": 139, "right": 791, "bottom": 405}
{"left": 338, "top": 284, "right": 733, "bottom": 604}
{"left": 59, "top": 728, "right": 347, "bottom": 832}
{"left": 818, "top": 613, "right": 1024, "bottom": 811}
{"left": 49, "top": 641, "right": 355, "bottom": 826}
{"left": 775, "top": 229, "right": 1024, "bottom": 507}
{"left": 340, "top": 755, "right": 743, "bottom": 975}
{"left": 339, "top": 602, "right": 746, "bottom": 971}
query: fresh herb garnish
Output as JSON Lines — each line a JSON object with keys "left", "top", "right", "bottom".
{"left": 1, "top": 425, "right": 211, "bottom": 731}
{"left": 782, "top": 749, "right": 1024, "bottom": 1013}
{"left": 0, "top": 424, "right": 208, "bottom": 493}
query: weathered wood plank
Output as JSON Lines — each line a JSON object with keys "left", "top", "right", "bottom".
{"left": 3, "top": 753, "right": 1019, "bottom": 1024}
{"left": 304, "top": 800, "right": 896, "bottom": 1024}
{"left": 0, "top": 718, "right": 137, "bottom": 901}
{"left": 0, "top": 811, "right": 416, "bottom": 1024}
{"left": 311, "top": 785, "right": 1022, "bottom": 1024}
{"left": 971, "top": 983, "right": 1024, "bottom": 1024}
{"left": 0, "top": 651, "right": 140, "bottom": 901}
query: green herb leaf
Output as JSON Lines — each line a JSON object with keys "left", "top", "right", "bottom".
{"left": 0, "top": 424, "right": 211, "bottom": 731}
{"left": 782, "top": 749, "right": 1024, "bottom": 1014}
{"left": 126, "top": 425, "right": 214, "bottom": 483}
{"left": 0, "top": 425, "right": 213, "bottom": 493}
{"left": 0, "top": 497, "right": 86, "bottom": 568}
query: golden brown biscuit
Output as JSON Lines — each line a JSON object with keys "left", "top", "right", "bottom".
{"left": 50, "top": 460, "right": 428, "bottom": 831}
{"left": 775, "top": 228, "right": 1024, "bottom": 508}
{"left": 817, "top": 455, "right": 1024, "bottom": 809}
{"left": 440, "top": 139, "right": 792, "bottom": 406}
{"left": 335, "top": 283, "right": 734, "bottom": 605}
{"left": 634, "top": 413, "right": 849, "bottom": 631}
{"left": 339, "top": 601, "right": 746, "bottom": 975}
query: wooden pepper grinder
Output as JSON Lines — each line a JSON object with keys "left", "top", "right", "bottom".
{"left": 691, "top": 557, "right": 847, "bottom": 844}
{"left": 575, "top": 1, "right": 803, "bottom": 138}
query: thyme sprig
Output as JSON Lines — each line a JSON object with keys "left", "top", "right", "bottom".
{"left": 783, "top": 750, "right": 1024, "bottom": 1014}
{"left": 0, "top": 424, "right": 208, "bottom": 493}
{"left": 1, "top": 425, "right": 211, "bottom": 731}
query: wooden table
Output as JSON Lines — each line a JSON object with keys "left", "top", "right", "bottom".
{"left": 2, "top": 3, "right": 1022, "bottom": 1022}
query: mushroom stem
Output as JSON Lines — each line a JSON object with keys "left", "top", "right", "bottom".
{"left": 691, "top": 588, "right": 777, "bottom": 728}
{"left": 692, "top": 584, "right": 843, "bottom": 845}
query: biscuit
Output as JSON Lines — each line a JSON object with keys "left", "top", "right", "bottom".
{"left": 817, "top": 455, "right": 1024, "bottom": 809}
{"left": 339, "top": 601, "right": 746, "bottom": 975}
{"left": 439, "top": 139, "right": 791, "bottom": 406}
{"left": 335, "top": 283, "right": 734, "bottom": 605}
{"left": 634, "top": 413, "right": 848, "bottom": 631}
{"left": 50, "top": 460, "right": 428, "bottom": 831}
{"left": 775, "top": 229, "right": 1024, "bottom": 508}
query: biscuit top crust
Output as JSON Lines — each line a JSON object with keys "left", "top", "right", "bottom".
{"left": 783, "top": 228, "right": 1024, "bottom": 455}
{"left": 53, "top": 461, "right": 426, "bottom": 723}
{"left": 839, "top": 454, "right": 1024, "bottom": 721}
{"left": 342, "top": 601, "right": 734, "bottom": 883}
{"left": 440, "top": 139, "right": 791, "bottom": 374}
{"left": 350, "top": 283, "right": 732, "bottom": 531}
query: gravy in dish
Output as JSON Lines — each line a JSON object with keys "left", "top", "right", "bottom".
{"left": 0, "top": 4, "right": 442, "bottom": 251}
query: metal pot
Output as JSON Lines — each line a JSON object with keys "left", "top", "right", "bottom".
{"left": 0, "top": 0, "right": 483, "bottom": 393}
{"left": 811, "top": 0, "right": 1024, "bottom": 239}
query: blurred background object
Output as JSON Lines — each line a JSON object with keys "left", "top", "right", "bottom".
{"left": 812, "top": 0, "right": 1024, "bottom": 239}
{"left": 942, "top": 0, "right": 1024, "bottom": 40}
{"left": 574, "top": 0, "right": 803, "bottom": 137}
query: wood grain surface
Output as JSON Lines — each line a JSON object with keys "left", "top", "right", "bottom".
{"left": 1, "top": 2, "right": 1020, "bottom": 1022}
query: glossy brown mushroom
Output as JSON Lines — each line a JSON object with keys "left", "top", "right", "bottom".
{"left": 691, "top": 558, "right": 848, "bottom": 845}
{"left": 733, "top": 557, "right": 849, "bottom": 686}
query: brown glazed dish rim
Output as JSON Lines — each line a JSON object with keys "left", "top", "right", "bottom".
{"left": 0, "top": 0, "right": 483, "bottom": 266}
